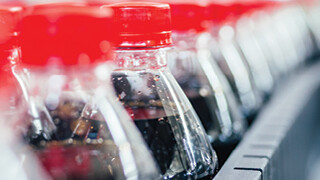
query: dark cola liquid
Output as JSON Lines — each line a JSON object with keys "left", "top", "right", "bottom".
{"left": 189, "top": 95, "right": 218, "bottom": 134}
{"left": 134, "top": 115, "right": 176, "bottom": 174}
{"left": 177, "top": 75, "right": 220, "bottom": 137}
{"left": 131, "top": 107, "right": 216, "bottom": 180}
{"left": 133, "top": 111, "right": 206, "bottom": 180}
{"left": 189, "top": 96, "right": 238, "bottom": 166}
{"left": 25, "top": 100, "right": 123, "bottom": 180}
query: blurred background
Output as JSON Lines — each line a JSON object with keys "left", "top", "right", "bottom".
{"left": 0, "top": 0, "right": 320, "bottom": 180}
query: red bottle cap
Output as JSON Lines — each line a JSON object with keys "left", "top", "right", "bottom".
{"left": 205, "top": 2, "right": 229, "bottom": 25}
{"left": 19, "top": 3, "right": 114, "bottom": 66}
{"left": 168, "top": 1, "right": 211, "bottom": 33}
{"left": 206, "top": 0, "right": 244, "bottom": 26}
{"left": 0, "top": 0, "right": 24, "bottom": 6}
{"left": 236, "top": 0, "right": 276, "bottom": 15}
{"left": 86, "top": 0, "right": 123, "bottom": 6}
{"left": 207, "top": 0, "right": 270, "bottom": 26}
{"left": 107, "top": 2, "right": 172, "bottom": 48}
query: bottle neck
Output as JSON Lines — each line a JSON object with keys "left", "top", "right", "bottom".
{"left": 114, "top": 47, "right": 168, "bottom": 70}
{"left": 172, "top": 31, "right": 213, "bottom": 50}
{"left": 14, "top": 62, "right": 113, "bottom": 99}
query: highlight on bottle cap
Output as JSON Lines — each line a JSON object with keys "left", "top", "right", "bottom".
{"left": 106, "top": 2, "right": 172, "bottom": 48}
{"left": 19, "top": 3, "right": 114, "bottom": 66}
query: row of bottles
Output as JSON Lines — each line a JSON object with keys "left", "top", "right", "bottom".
{"left": 0, "top": 0, "right": 318, "bottom": 179}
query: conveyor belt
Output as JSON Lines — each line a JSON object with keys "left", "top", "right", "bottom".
{"left": 214, "top": 62, "right": 320, "bottom": 180}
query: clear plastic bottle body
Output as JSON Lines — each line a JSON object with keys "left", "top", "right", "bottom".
{"left": 286, "top": 6, "right": 314, "bottom": 61}
{"left": 210, "top": 25, "right": 263, "bottom": 118}
{"left": 270, "top": 10, "right": 301, "bottom": 72}
{"left": 112, "top": 48, "right": 217, "bottom": 179}
{"left": 249, "top": 11, "right": 290, "bottom": 79}
{"left": 285, "top": 5, "right": 315, "bottom": 61}
{"left": 167, "top": 32, "right": 246, "bottom": 144}
{"left": 247, "top": 6, "right": 314, "bottom": 81}
{"left": 0, "top": 61, "right": 50, "bottom": 180}
{"left": 0, "top": 121, "right": 50, "bottom": 180}
{"left": 306, "top": 3, "right": 320, "bottom": 51}
{"left": 235, "top": 15, "right": 275, "bottom": 96}
{"left": 272, "top": 6, "right": 309, "bottom": 70}
{"left": 12, "top": 63, "right": 160, "bottom": 180}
